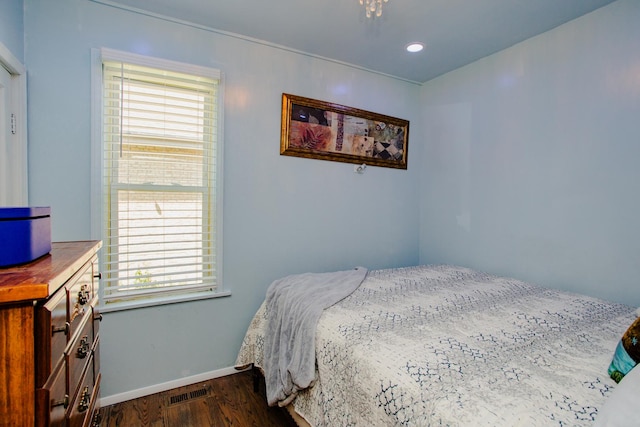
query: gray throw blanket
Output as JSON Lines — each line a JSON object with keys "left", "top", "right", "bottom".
{"left": 264, "top": 266, "right": 368, "bottom": 406}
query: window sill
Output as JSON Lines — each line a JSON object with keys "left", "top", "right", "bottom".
{"left": 99, "top": 290, "right": 232, "bottom": 313}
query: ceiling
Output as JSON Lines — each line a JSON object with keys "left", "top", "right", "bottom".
{"left": 103, "top": 0, "right": 616, "bottom": 84}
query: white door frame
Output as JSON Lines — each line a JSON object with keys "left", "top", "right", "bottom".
{"left": 0, "top": 41, "right": 28, "bottom": 205}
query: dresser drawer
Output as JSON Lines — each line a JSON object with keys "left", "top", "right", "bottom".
{"left": 92, "top": 335, "right": 101, "bottom": 384}
{"left": 92, "top": 264, "right": 100, "bottom": 305}
{"left": 92, "top": 305, "right": 102, "bottom": 340}
{"left": 35, "top": 287, "right": 68, "bottom": 387}
{"left": 35, "top": 361, "right": 67, "bottom": 427}
{"left": 67, "top": 261, "right": 94, "bottom": 340}
{"left": 84, "top": 373, "right": 101, "bottom": 427}
{"left": 67, "top": 356, "right": 98, "bottom": 427}
{"left": 66, "top": 310, "right": 94, "bottom": 395}
{"left": 36, "top": 257, "right": 97, "bottom": 388}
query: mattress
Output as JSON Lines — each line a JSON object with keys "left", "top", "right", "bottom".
{"left": 236, "top": 265, "right": 636, "bottom": 426}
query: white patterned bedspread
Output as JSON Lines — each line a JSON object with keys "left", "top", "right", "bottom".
{"left": 236, "top": 265, "right": 637, "bottom": 426}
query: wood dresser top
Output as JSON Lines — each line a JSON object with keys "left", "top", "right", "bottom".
{"left": 0, "top": 240, "right": 102, "bottom": 305}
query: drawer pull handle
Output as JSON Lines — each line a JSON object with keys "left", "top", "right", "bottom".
{"left": 94, "top": 272, "right": 102, "bottom": 280}
{"left": 52, "top": 394, "right": 69, "bottom": 409}
{"left": 91, "top": 412, "right": 103, "bottom": 427}
{"left": 52, "top": 322, "right": 70, "bottom": 336}
{"left": 78, "top": 386, "right": 91, "bottom": 413}
{"left": 78, "top": 286, "right": 90, "bottom": 305}
{"left": 77, "top": 336, "right": 91, "bottom": 359}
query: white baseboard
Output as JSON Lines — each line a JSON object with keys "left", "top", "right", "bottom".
{"left": 99, "top": 365, "right": 249, "bottom": 407}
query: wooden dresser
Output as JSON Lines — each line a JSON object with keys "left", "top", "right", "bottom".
{"left": 0, "top": 240, "right": 102, "bottom": 427}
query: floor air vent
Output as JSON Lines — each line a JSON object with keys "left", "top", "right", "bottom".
{"left": 168, "top": 387, "right": 209, "bottom": 405}
{"left": 169, "top": 393, "right": 189, "bottom": 405}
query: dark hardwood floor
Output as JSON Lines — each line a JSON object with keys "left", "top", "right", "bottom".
{"left": 99, "top": 369, "right": 298, "bottom": 426}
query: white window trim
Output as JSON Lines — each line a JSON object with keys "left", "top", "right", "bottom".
{"left": 90, "top": 48, "right": 227, "bottom": 312}
{"left": 0, "top": 41, "right": 28, "bottom": 205}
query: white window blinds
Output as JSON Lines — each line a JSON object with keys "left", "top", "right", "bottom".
{"left": 101, "top": 57, "right": 222, "bottom": 305}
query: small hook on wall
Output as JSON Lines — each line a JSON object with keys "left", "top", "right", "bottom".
{"left": 354, "top": 163, "right": 367, "bottom": 174}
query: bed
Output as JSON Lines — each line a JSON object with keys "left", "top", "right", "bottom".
{"left": 235, "top": 265, "right": 638, "bottom": 426}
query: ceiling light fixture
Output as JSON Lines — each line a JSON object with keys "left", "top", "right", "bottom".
{"left": 360, "top": 0, "right": 389, "bottom": 18}
{"left": 406, "top": 42, "right": 424, "bottom": 53}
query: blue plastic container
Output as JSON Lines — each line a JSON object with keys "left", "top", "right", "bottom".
{"left": 0, "top": 207, "right": 52, "bottom": 267}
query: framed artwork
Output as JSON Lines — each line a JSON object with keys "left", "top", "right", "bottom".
{"left": 280, "top": 93, "right": 409, "bottom": 169}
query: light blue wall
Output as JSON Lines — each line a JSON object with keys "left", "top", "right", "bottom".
{"left": 419, "top": 0, "right": 640, "bottom": 307}
{"left": 23, "top": 0, "right": 420, "bottom": 396}
{"left": 21, "top": 0, "right": 639, "bottom": 401}
{"left": 0, "top": 0, "right": 24, "bottom": 63}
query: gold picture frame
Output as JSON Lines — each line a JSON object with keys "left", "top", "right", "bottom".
{"left": 280, "top": 93, "right": 409, "bottom": 169}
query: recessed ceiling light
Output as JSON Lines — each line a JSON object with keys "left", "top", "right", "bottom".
{"left": 406, "top": 42, "right": 424, "bottom": 53}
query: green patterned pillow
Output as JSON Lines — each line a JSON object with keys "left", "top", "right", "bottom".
{"left": 608, "top": 312, "right": 640, "bottom": 383}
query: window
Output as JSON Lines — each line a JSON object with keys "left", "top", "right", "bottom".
{"left": 93, "top": 49, "right": 225, "bottom": 309}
